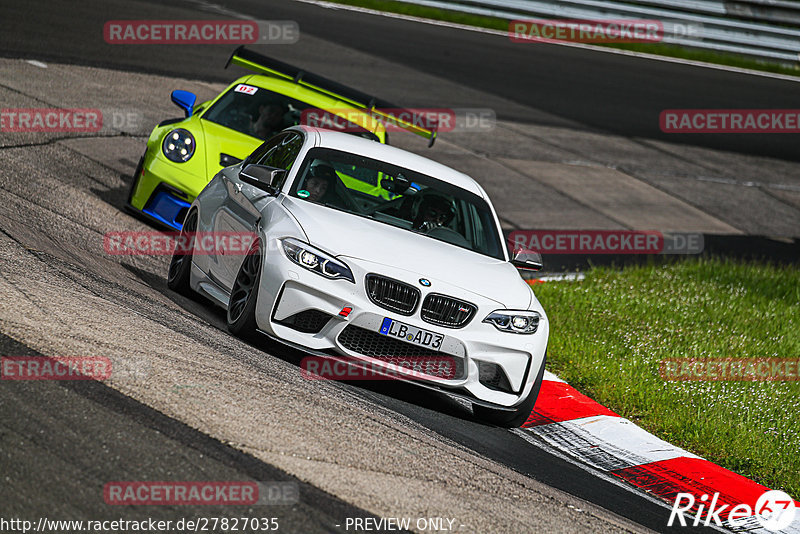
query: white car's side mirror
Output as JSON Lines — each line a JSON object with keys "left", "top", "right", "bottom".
{"left": 511, "top": 249, "right": 543, "bottom": 271}
{"left": 239, "top": 164, "right": 286, "bottom": 195}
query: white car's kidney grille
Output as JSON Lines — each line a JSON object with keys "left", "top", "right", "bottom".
{"left": 338, "top": 325, "right": 465, "bottom": 379}
{"left": 421, "top": 294, "right": 477, "bottom": 328}
{"left": 365, "top": 274, "right": 420, "bottom": 316}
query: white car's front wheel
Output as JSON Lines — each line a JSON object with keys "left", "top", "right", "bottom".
{"left": 472, "top": 355, "right": 546, "bottom": 428}
{"left": 167, "top": 209, "right": 197, "bottom": 297}
{"left": 226, "top": 239, "right": 262, "bottom": 338}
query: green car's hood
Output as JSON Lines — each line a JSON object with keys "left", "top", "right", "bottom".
{"left": 199, "top": 119, "right": 262, "bottom": 184}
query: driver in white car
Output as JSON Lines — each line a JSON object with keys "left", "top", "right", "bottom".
{"left": 303, "top": 164, "right": 346, "bottom": 208}
{"left": 412, "top": 194, "right": 456, "bottom": 232}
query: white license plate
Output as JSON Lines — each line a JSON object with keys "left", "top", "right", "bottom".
{"left": 378, "top": 318, "right": 443, "bottom": 350}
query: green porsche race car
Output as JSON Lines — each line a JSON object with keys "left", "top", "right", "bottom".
{"left": 127, "top": 46, "right": 437, "bottom": 229}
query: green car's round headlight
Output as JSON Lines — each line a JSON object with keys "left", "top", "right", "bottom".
{"left": 162, "top": 128, "right": 195, "bottom": 163}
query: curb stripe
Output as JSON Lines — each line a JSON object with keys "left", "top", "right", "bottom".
{"left": 526, "top": 273, "right": 586, "bottom": 285}
{"left": 525, "top": 414, "right": 696, "bottom": 470}
{"left": 522, "top": 378, "right": 798, "bottom": 532}
{"left": 613, "top": 457, "right": 775, "bottom": 523}
{"left": 523, "top": 380, "right": 618, "bottom": 426}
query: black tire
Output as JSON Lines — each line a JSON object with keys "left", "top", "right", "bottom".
{"left": 226, "top": 239, "right": 262, "bottom": 338}
{"left": 473, "top": 354, "right": 547, "bottom": 428}
{"left": 126, "top": 155, "right": 145, "bottom": 206}
{"left": 166, "top": 209, "right": 197, "bottom": 297}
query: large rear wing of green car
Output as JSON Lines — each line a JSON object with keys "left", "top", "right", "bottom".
{"left": 226, "top": 46, "right": 437, "bottom": 147}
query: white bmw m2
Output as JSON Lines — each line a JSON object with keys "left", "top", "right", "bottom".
{"left": 167, "top": 126, "right": 548, "bottom": 426}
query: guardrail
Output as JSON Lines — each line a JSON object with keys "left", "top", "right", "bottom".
{"left": 392, "top": 0, "right": 800, "bottom": 64}
{"left": 724, "top": 0, "right": 800, "bottom": 26}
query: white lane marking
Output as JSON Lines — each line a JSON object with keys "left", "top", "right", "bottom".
{"left": 292, "top": 0, "right": 800, "bottom": 83}
{"left": 185, "top": 0, "right": 254, "bottom": 19}
{"left": 525, "top": 414, "right": 698, "bottom": 471}
{"left": 696, "top": 175, "right": 800, "bottom": 192}
{"left": 25, "top": 60, "right": 47, "bottom": 68}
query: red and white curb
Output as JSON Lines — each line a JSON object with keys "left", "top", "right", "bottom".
{"left": 528, "top": 273, "right": 586, "bottom": 284}
{"left": 514, "top": 371, "right": 799, "bottom": 533}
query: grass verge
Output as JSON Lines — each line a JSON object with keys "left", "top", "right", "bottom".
{"left": 533, "top": 258, "right": 800, "bottom": 497}
{"left": 326, "top": 0, "right": 800, "bottom": 77}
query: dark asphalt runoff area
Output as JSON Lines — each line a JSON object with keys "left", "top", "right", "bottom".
{"left": 0, "top": 333, "right": 383, "bottom": 533}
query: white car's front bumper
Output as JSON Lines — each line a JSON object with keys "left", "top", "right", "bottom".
{"left": 252, "top": 240, "right": 549, "bottom": 409}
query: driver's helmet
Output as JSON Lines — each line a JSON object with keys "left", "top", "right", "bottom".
{"left": 252, "top": 98, "right": 288, "bottom": 121}
{"left": 413, "top": 193, "right": 456, "bottom": 231}
{"left": 309, "top": 163, "right": 339, "bottom": 182}
{"left": 302, "top": 162, "right": 342, "bottom": 204}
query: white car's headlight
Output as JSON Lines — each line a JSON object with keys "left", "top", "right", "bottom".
{"left": 483, "top": 310, "right": 540, "bottom": 334}
{"left": 162, "top": 128, "right": 195, "bottom": 163}
{"left": 281, "top": 238, "right": 355, "bottom": 283}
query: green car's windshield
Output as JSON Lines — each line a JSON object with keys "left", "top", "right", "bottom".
{"left": 290, "top": 147, "right": 505, "bottom": 260}
{"left": 202, "top": 84, "right": 378, "bottom": 141}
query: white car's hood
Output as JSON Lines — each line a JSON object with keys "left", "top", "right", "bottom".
{"left": 282, "top": 198, "right": 532, "bottom": 309}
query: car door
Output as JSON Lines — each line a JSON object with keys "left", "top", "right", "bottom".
{"left": 209, "top": 132, "right": 304, "bottom": 292}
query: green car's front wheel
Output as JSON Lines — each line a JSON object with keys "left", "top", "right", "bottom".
{"left": 126, "top": 155, "right": 144, "bottom": 207}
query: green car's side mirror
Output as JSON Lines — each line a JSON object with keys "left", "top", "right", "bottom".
{"left": 171, "top": 90, "right": 197, "bottom": 118}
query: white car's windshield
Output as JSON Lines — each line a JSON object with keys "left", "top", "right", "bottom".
{"left": 290, "top": 147, "right": 505, "bottom": 260}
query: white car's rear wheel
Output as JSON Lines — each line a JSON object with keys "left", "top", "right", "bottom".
{"left": 227, "top": 240, "right": 262, "bottom": 337}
